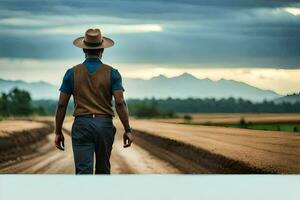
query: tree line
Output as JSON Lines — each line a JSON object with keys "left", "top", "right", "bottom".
{"left": 129, "top": 97, "right": 300, "bottom": 114}
{"left": 1, "top": 88, "right": 300, "bottom": 118}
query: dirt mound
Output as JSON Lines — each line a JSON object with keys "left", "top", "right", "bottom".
{"left": 0, "top": 120, "right": 54, "bottom": 165}
{"left": 134, "top": 130, "right": 273, "bottom": 174}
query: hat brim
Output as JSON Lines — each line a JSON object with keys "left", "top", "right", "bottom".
{"left": 73, "top": 36, "right": 114, "bottom": 49}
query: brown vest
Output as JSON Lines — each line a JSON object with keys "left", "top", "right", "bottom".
{"left": 72, "top": 63, "right": 114, "bottom": 117}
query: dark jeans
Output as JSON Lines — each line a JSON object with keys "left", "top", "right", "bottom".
{"left": 71, "top": 116, "right": 116, "bottom": 174}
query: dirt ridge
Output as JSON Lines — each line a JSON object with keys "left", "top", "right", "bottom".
{"left": 0, "top": 121, "right": 54, "bottom": 164}
{"left": 134, "top": 130, "right": 276, "bottom": 174}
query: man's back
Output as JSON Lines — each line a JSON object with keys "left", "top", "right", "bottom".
{"left": 59, "top": 58, "right": 124, "bottom": 98}
{"left": 72, "top": 63, "right": 113, "bottom": 117}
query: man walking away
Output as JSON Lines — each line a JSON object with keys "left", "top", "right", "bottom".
{"left": 54, "top": 28, "right": 134, "bottom": 174}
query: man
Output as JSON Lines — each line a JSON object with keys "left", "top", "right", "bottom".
{"left": 54, "top": 28, "right": 134, "bottom": 174}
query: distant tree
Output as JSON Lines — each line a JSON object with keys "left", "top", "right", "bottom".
{"left": 127, "top": 99, "right": 175, "bottom": 118}
{"left": 0, "top": 93, "right": 9, "bottom": 117}
{"left": 239, "top": 117, "right": 247, "bottom": 127}
{"left": 294, "top": 126, "right": 298, "bottom": 132}
{"left": 7, "top": 88, "right": 33, "bottom": 116}
{"left": 0, "top": 88, "right": 34, "bottom": 117}
{"left": 277, "top": 125, "right": 281, "bottom": 131}
{"left": 33, "top": 106, "right": 47, "bottom": 116}
{"left": 183, "top": 114, "right": 193, "bottom": 123}
{"left": 134, "top": 101, "right": 160, "bottom": 118}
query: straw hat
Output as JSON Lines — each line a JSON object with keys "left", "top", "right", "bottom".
{"left": 73, "top": 28, "right": 114, "bottom": 49}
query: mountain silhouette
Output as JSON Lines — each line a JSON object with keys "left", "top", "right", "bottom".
{"left": 0, "top": 73, "right": 281, "bottom": 101}
{"left": 123, "top": 73, "right": 280, "bottom": 101}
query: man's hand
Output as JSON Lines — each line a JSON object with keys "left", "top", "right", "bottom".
{"left": 123, "top": 131, "right": 134, "bottom": 148}
{"left": 55, "top": 132, "right": 65, "bottom": 151}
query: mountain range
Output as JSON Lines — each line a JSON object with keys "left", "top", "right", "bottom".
{"left": 0, "top": 73, "right": 282, "bottom": 101}
{"left": 0, "top": 79, "right": 58, "bottom": 100}
{"left": 123, "top": 73, "right": 280, "bottom": 101}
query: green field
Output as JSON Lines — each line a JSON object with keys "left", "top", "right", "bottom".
{"left": 222, "top": 123, "right": 300, "bottom": 132}
{"left": 181, "top": 121, "right": 300, "bottom": 133}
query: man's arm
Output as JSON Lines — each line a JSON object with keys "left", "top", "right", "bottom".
{"left": 55, "top": 92, "right": 71, "bottom": 151}
{"left": 113, "top": 90, "right": 133, "bottom": 148}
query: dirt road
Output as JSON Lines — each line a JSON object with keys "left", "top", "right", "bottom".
{"left": 131, "top": 120, "right": 300, "bottom": 173}
{"left": 1, "top": 118, "right": 299, "bottom": 174}
{"left": 0, "top": 121, "right": 179, "bottom": 174}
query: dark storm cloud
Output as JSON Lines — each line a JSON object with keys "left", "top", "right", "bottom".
{"left": 0, "top": 0, "right": 299, "bottom": 68}
{"left": 1, "top": 0, "right": 299, "bottom": 21}
{"left": 1, "top": 0, "right": 299, "bottom": 13}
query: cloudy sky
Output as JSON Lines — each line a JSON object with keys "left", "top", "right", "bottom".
{"left": 0, "top": 0, "right": 300, "bottom": 94}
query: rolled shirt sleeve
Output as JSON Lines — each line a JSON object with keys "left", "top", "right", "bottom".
{"left": 111, "top": 68, "right": 125, "bottom": 92}
{"left": 59, "top": 68, "right": 74, "bottom": 94}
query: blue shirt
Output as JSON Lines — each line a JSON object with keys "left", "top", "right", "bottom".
{"left": 59, "top": 58, "right": 124, "bottom": 94}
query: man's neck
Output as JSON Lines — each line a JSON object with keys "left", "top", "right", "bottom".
{"left": 86, "top": 55, "right": 100, "bottom": 59}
